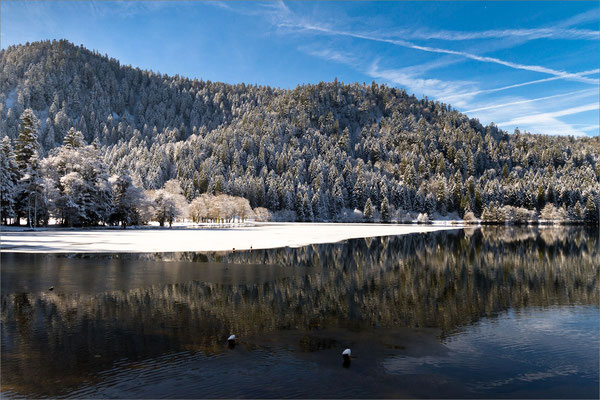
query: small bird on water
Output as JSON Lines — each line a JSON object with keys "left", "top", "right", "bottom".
{"left": 48, "top": 286, "right": 54, "bottom": 291}
{"left": 342, "top": 348, "right": 351, "bottom": 367}
{"left": 227, "top": 334, "right": 236, "bottom": 348}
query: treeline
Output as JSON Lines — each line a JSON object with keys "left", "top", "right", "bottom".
{"left": 0, "top": 110, "right": 263, "bottom": 227}
{"left": 1, "top": 40, "right": 599, "bottom": 225}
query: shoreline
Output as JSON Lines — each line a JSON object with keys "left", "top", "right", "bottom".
{"left": 0, "top": 222, "right": 462, "bottom": 254}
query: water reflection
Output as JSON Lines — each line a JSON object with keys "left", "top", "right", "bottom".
{"left": 1, "top": 226, "right": 599, "bottom": 398}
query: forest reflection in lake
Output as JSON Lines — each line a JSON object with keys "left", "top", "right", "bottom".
{"left": 1, "top": 226, "right": 598, "bottom": 398}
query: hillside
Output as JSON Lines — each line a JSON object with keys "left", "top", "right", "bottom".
{"left": 1, "top": 39, "right": 598, "bottom": 223}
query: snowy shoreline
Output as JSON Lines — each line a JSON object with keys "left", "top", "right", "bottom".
{"left": 0, "top": 222, "right": 462, "bottom": 253}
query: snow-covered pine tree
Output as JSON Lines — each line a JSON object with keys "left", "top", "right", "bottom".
{"left": 364, "top": 198, "right": 374, "bottom": 222}
{"left": 15, "top": 109, "right": 40, "bottom": 171}
{"left": 0, "top": 137, "right": 19, "bottom": 224}
{"left": 63, "top": 127, "right": 85, "bottom": 149}
{"left": 303, "top": 192, "right": 313, "bottom": 222}
{"left": 381, "top": 196, "right": 390, "bottom": 223}
{"left": 332, "top": 180, "right": 345, "bottom": 217}
{"left": 584, "top": 196, "right": 599, "bottom": 225}
{"left": 16, "top": 153, "right": 48, "bottom": 227}
{"left": 14, "top": 109, "right": 48, "bottom": 226}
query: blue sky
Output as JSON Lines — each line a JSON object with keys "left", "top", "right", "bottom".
{"left": 1, "top": 1, "right": 598, "bottom": 136}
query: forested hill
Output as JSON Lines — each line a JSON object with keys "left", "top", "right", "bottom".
{"left": 1, "top": 39, "right": 599, "bottom": 222}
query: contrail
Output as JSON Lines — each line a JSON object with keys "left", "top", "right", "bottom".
{"left": 463, "top": 89, "right": 597, "bottom": 113}
{"left": 497, "top": 103, "right": 600, "bottom": 126}
{"left": 444, "top": 69, "right": 599, "bottom": 100}
{"left": 282, "top": 23, "right": 599, "bottom": 85}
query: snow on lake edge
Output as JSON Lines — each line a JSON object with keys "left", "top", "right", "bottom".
{"left": 0, "top": 222, "right": 462, "bottom": 253}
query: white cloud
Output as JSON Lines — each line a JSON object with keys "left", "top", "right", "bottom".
{"left": 492, "top": 103, "right": 600, "bottom": 136}
{"left": 366, "top": 61, "right": 477, "bottom": 107}
{"left": 498, "top": 103, "right": 599, "bottom": 126}
{"left": 203, "top": 0, "right": 292, "bottom": 20}
{"left": 204, "top": 1, "right": 234, "bottom": 11}
{"left": 300, "top": 47, "right": 357, "bottom": 66}
{"left": 555, "top": 8, "right": 600, "bottom": 27}
{"left": 503, "top": 117, "right": 593, "bottom": 137}
{"left": 578, "top": 124, "right": 600, "bottom": 132}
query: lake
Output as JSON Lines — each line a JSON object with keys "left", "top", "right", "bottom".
{"left": 1, "top": 226, "right": 598, "bottom": 398}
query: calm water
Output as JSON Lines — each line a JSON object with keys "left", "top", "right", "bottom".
{"left": 1, "top": 226, "right": 598, "bottom": 398}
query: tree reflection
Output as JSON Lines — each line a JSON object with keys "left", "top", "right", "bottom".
{"left": 1, "top": 227, "right": 598, "bottom": 397}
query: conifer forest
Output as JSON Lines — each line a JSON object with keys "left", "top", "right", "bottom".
{"left": 1, "top": 40, "right": 598, "bottom": 226}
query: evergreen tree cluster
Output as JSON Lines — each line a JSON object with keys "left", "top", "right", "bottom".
{"left": 1, "top": 40, "right": 599, "bottom": 224}
{"left": 0, "top": 108, "right": 270, "bottom": 227}
{"left": 1, "top": 108, "right": 134, "bottom": 227}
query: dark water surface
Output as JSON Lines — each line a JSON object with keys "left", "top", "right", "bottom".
{"left": 1, "top": 226, "right": 598, "bottom": 398}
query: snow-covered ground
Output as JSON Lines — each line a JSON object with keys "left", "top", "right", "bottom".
{"left": 0, "top": 222, "right": 461, "bottom": 253}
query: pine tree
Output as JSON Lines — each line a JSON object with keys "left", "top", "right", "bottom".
{"left": 0, "top": 137, "right": 19, "bottom": 224}
{"left": 295, "top": 190, "right": 305, "bottom": 221}
{"left": 584, "top": 196, "right": 599, "bottom": 225}
{"left": 311, "top": 192, "right": 323, "bottom": 221}
{"left": 353, "top": 174, "right": 366, "bottom": 209}
{"left": 266, "top": 184, "right": 280, "bottom": 210}
{"left": 303, "top": 192, "right": 313, "bottom": 222}
{"left": 14, "top": 109, "right": 46, "bottom": 226}
{"left": 474, "top": 189, "right": 483, "bottom": 217}
{"left": 17, "top": 153, "right": 48, "bottom": 227}
{"left": 332, "top": 180, "right": 345, "bottom": 216}
{"left": 363, "top": 198, "right": 374, "bottom": 222}
{"left": 43, "top": 121, "right": 56, "bottom": 150}
{"left": 15, "top": 109, "right": 40, "bottom": 171}
{"left": 63, "top": 127, "right": 85, "bottom": 149}
{"left": 425, "top": 193, "right": 436, "bottom": 216}
{"left": 338, "top": 127, "right": 350, "bottom": 152}
{"left": 572, "top": 201, "right": 584, "bottom": 221}
{"left": 380, "top": 196, "right": 390, "bottom": 223}
{"left": 537, "top": 185, "right": 546, "bottom": 211}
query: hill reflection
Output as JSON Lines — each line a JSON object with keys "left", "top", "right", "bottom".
{"left": 1, "top": 227, "right": 598, "bottom": 397}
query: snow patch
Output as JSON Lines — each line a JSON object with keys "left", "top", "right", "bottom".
{"left": 0, "top": 222, "right": 461, "bottom": 253}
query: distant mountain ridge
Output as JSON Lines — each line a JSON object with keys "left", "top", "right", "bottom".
{"left": 1, "top": 39, "right": 598, "bottom": 222}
